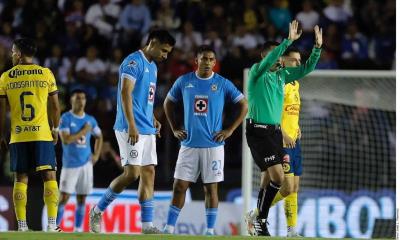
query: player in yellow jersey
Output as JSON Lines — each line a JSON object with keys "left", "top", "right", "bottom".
{"left": 270, "top": 47, "right": 303, "bottom": 237}
{"left": 0, "top": 38, "right": 61, "bottom": 232}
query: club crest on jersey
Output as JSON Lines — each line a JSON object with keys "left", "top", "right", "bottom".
{"left": 148, "top": 82, "right": 156, "bottom": 104}
{"left": 128, "top": 60, "right": 137, "bottom": 67}
{"left": 194, "top": 95, "right": 208, "bottom": 116}
{"left": 211, "top": 84, "right": 217, "bottom": 91}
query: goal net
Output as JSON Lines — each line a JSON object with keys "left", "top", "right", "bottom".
{"left": 241, "top": 70, "right": 395, "bottom": 238}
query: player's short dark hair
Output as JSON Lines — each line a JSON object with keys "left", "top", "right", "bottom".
{"left": 146, "top": 29, "right": 176, "bottom": 46}
{"left": 261, "top": 41, "right": 280, "bottom": 52}
{"left": 283, "top": 46, "right": 301, "bottom": 56}
{"left": 13, "top": 38, "right": 37, "bottom": 57}
{"left": 70, "top": 89, "right": 86, "bottom": 97}
{"left": 195, "top": 45, "right": 216, "bottom": 57}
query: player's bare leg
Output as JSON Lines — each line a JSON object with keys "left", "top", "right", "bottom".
{"left": 41, "top": 170, "right": 61, "bottom": 232}
{"left": 203, "top": 183, "right": 218, "bottom": 235}
{"left": 14, "top": 173, "right": 29, "bottom": 231}
{"left": 90, "top": 165, "right": 139, "bottom": 233}
{"left": 138, "top": 165, "right": 160, "bottom": 234}
{"left": 163, "top": 179, "right": 190, "bottom": 234}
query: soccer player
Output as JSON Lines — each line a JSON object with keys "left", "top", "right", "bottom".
{"left": 56, "top": 89, "right": 103, "bottom": 232}
{"left": 162, "top": 45, "right": 248, "bottom": 235}
{"left": 89, "top": 29, "right": 175, "bottom": 234}
{"left": 269, "top": 47, "right": 304, "bottom": 237}
{"left": 0, "top": 38, "right": 61, "bottom": 232}
{"left": 245, "top": 21, "right": 323, "bottom": 236}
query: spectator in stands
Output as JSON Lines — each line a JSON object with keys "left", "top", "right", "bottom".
{"left": 85, "top": 0, "right": 120, "bottom": 39}
{"left": 316, "top": 51, "right": 338, "bottom": 69}
{"left": 324, "top": 24, "right": 341, "bottom": 58}
{"left": 119, "top": 0, "right": 151, "bottom": 51}
{"left": 203, "top": 30, "right": 224, "bottom": 59}
{"left": 268, "top": 0, "right": 292, "bottom": 34}
{"left": 175, "top": 21, "right": 202, "bottom": 53}
{"left": 322, "top": 0, "right": 352, "bottom": 27}
{"left": 296, "top": 0, "right": 319, "bottom": 33}
{"left": 231, "top": 24, "right": 258, "bottom": 50}
{"left": 0, "top": 21, "right": 13, "bottom": 51}
{"left": 64, "top": 0, "right": 85, "bottom": 28}
{"left": 44, "top": 44, "right": 72, "bottom": 85}
{"left": 75, "top": 45, "right": 106, "bottom": 84}
{"left": 153, "top": 0, "right": 180, "bottom": 31}
{"left": 242, "top": 0, "right": 263, "bottom": 32}
{"left": 341, "top": 21, "right": 369, "bottom": 66}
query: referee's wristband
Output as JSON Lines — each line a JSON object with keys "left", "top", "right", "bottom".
{"left": 52, "top": 127, "right": 59, "bottom": 132}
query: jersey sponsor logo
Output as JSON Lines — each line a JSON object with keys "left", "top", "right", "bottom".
{"left": 211, "top": 84, "right": 218, "bottom": 91}
{"left": 15, "top": 125, "right": 41, "bottom": 134}
{"left": 71, "top": 122, "right": 77, "bottom": 127}
{"left": 148, "top": 83, "right": 156, "bottom": 103}
{"left": 194, "top": 95, "right": 208, "bottom": 116}
{"left": 8, "top": 69, "right": 43, "bottom": 78}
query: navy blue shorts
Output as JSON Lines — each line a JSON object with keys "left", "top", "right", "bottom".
{"left": 10, "top": 141, "right": 57, "bottom": 173}
{"left": 283, "top": 140, "right": 303, "bottom": 176}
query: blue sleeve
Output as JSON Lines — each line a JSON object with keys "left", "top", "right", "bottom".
{"left": 167, "top": 77, "right": 183, "bottom": 102}
{"left": 120, "top": 58, "right": 142, "bottom": 84}
{"left": 224, "top": 79, "right": 244, "bottom": 103}
{"left": 59, "top": 114, "right": 70, "bottom": 133}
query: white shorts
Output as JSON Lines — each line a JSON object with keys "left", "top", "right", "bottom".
{"left": 115, "top": 131, "right": 157, "bottom": 166}
{"left": 60, "top": 161, "right": 93, "bottom": 195}
{"left": 174, "top": 145, "right": 224, "bottom": 184}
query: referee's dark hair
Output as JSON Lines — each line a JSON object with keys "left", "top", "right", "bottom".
{"left": 261, "top": 41, "right": 280, "bottom": 52}
{"left": 195, "top": 45, "right": 216, "bottom": 57}
{"left": 146, "top": 29, "right": 176, "bottom": 46}
{"left": 13, "top": 38, "right": 37, "bottom": 57}
{"left": 283, "top": 46, "right": 301, "bottom": 56}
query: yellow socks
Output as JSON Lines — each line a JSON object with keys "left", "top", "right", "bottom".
{"left": 43, "top": 180, "right": 59, "bottom": 227}
{"left": 13, "top": 182, "right": 28, "bottom": 230}
{"left": 271, "top": 191, "right": 284, "bottom": 207}
{"left": 284, "top": 192, "right": 298, "bottom": 227}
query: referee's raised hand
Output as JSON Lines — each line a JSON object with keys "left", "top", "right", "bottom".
{"left": 288, "top": 20, "right": 302, "bottom": 41}
{"left": 314, "top": 25, "right": 323, "bottom": 48}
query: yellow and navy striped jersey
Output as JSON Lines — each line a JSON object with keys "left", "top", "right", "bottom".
{"left": 281, "top": 80, "right": 300, "bottom": 140}
{"left": 0, "top": 64, "right": 58, "bottom": 143}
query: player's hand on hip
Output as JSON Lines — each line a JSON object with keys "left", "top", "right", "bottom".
{"left": 154, "top": 118, "right": 162, "bottom": 138}
{"left": 213, "top": 129, "right": 233, "bottom": 142}
{"left": 128, "top": 126, "right": 139, "bottom": 145}
{"left": 173, "top": 129, "right": 187, "bottom": 141}
{"left": 314, "top": 25, "right": 323, "bottom": 48}
{"left": 83, "top": 122, "right": 92, "bottom": 134}
{"left": 288, "top": 20, "right": 302, "bottom": 41}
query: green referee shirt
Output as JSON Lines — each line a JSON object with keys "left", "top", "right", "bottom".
{"left": 247, "top": 39, "right": 321, "bottom": 125}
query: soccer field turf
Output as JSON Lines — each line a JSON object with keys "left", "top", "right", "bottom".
{"left": 0, "top": 232, "right": 392, "bottom": 240}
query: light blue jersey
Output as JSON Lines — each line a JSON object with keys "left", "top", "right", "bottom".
{"left": 60, "top": 111, "right": 101, "bottom": 168}
{"left": 114, "top": 50, "right": 158, "bottom": 134}
{"left": 167, "top": 72, "right": 244, "bottom": 148}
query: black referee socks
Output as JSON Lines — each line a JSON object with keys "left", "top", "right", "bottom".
{"left": 257, "top": 181, "right": 281, "bottom": 220}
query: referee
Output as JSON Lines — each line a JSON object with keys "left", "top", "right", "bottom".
{"left": 245, "top": 20, "right": 323, "bottom": 236}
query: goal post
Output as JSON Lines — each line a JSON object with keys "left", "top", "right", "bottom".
{"left": 241, "top": 70, "right": 396, "bottom": 238}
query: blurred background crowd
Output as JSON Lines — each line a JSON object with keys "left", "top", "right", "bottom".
{"left": 0, "top": 0, "right": 396, "bottom": 197}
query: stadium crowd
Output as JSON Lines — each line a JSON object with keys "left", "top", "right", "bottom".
{"left": 0, "top": 0, "right": 395, "bottom": 193}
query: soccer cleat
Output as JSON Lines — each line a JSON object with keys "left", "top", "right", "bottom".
{"left": 89, "top": 207, "right": 102, "bottom": 233}
{"left": 253, "top": 217, "right": 270, "bottom": 236}
{"left": 205, "top": 230, "right": 215, "bottom": 236}
{"left": 287, "top": 231, "right": 302, "bottom": 237}
{"left": 142, "top": 226, "right": 162, "bottom": 234}
{"left": 47, "top": 225, "right": 63, "bottom": 232}
{"left": 245, "top": 209, "right": 257, "bottom": 236}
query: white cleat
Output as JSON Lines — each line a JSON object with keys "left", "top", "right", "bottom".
{"left": 287, "top": 231, "right": 302, "bottom": 237}
{"left": 47, "top": 226, "right": 63, "bottom": 232}
{"left": 245, "top": 209, "right": 258, "bottom": 236}
{"left": 142, "top": 226, "right": 162, "bottom": 234}
{"left": 89, "top": 207, "right": 102, "bottom": 233}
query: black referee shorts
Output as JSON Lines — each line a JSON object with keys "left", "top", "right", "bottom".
{"left": 245, "top": 119, "right": 284, "bottom": 171}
